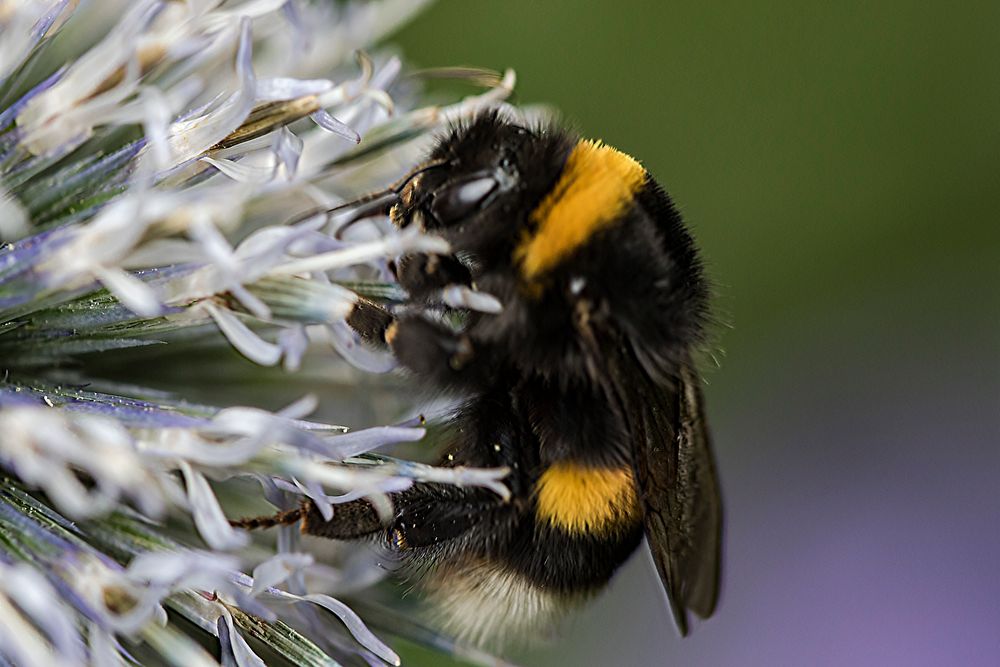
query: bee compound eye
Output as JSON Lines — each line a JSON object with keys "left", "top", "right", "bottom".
{"left": 430, "top": 175, "right": 498, "bottom": 223}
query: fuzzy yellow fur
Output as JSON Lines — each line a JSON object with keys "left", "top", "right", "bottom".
{"left": 515, "top": 139, "right": 646, "bottom": 281}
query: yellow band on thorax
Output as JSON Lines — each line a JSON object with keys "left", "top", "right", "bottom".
{"left": 534, "top": 461, "right": 640, "bottom": 536}
{"left": 515, "top": 139, "right": 646, "bottom": 282}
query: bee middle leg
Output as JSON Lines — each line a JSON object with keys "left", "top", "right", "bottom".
{"left": 345, "top": 297, "right": 396, "bottom": 344}
{"left": 345, "top": 248, "right": 493, "bottom": 391}
{"left": 345, "top": 299, "right": 491, "bottom": 389}
{"left": 385, "top": 314, "right": 494, "bottom": 392}
{"left": 345, "top": 250, "right": 471, "bottom": 344}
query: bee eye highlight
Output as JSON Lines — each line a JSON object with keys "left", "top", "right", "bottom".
{"left": 430, "top": 176, "right": 498, "bottom": 223}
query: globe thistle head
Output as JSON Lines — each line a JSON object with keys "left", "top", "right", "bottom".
{"left": 0, "top": 2, "right": 520, "bottom": 665}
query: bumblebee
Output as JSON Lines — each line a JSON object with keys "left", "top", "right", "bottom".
{"left": 239, "top": 111, "right": 722, "bottom": 646}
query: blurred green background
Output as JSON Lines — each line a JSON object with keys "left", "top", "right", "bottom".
{"left": 387, "top": 2, "right": 1000, "bottom": 666}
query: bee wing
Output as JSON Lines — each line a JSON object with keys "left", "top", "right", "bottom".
{"left": 626, "top": 359, "right": 722, "bottom": 635}
{"left": 574, "top": 302, "right": 721, "bottom": 635}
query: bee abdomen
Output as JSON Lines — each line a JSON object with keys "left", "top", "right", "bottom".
{"left": 402, "top": 461, "right": 645, "bottom": 647}
{"left": 420, "top": 521, "right": 642, "bottom": 648}
{"left": 421, "top": 558, "right": 584, "bottom": 648}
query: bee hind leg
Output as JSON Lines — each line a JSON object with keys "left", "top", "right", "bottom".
{"left": 231, "top": 498, "right": 389, "bottom": 540}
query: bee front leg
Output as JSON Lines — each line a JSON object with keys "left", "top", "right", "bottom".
{"left": 393, "top": 253, "right": 472, "bottom": 299}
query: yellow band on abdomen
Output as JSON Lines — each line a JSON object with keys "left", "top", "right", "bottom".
{"left": 534, "top": 461, "right": 641, "bottom": 536}
{"left": 515, "top": 139, "right": 647, "bottom": 282}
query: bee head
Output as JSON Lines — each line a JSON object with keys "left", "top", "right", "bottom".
{"left": 392, "top": 111, "right": 575, "bottom": 262}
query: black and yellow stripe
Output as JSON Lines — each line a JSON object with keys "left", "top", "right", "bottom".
{"left": 514, "top": 139, "right": 647, "bottom": 285}
{"left": 534, "top": 461, "right": 641, "bottom": 536}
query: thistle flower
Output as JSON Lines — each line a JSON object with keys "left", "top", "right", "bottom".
{"left": 0, "top": 2, "right": 519, "bottom": 665}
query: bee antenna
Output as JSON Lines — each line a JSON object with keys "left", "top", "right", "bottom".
{"left": 329, "top": 191, "right": 403, "bottom": 239}
{"left": 287, "top": 160, "right": 449, "bottom": 238}
{"left": 230, "top": 506, "right": 304, "bottom": 531}
{"left": 385, "top": 159, "right": 450, "bottom": 195}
